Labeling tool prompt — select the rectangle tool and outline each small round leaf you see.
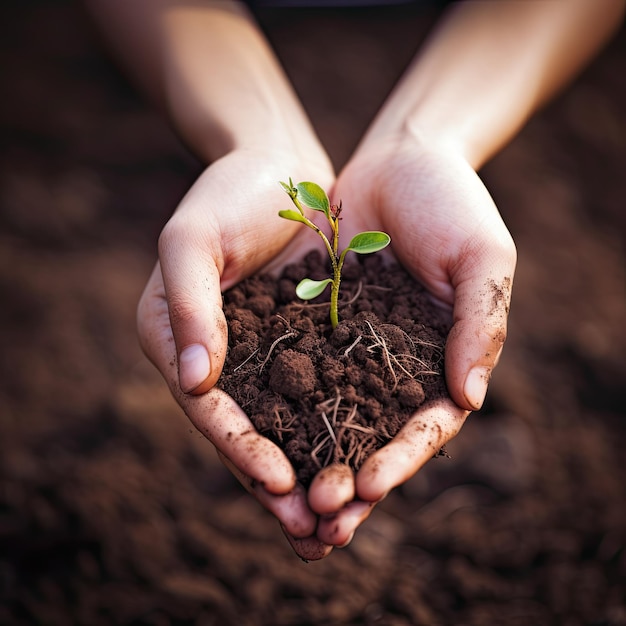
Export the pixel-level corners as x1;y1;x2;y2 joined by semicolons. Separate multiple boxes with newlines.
346;231;391;254
278;209;308;224
296;182;330;217
296;278;333;300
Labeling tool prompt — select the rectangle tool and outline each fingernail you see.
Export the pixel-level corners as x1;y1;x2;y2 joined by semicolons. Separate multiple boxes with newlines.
179;344;210;393
464;366;490;410
338;531;355;548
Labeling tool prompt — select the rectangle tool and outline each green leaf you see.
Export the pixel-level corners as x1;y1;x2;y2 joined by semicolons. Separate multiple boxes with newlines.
295;182;330;217
295;278;333;300
346;231;391;255
279;178;298;198
278;209;308;224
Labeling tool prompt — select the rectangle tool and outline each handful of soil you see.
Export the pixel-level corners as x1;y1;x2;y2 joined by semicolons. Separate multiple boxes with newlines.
219;252;451;486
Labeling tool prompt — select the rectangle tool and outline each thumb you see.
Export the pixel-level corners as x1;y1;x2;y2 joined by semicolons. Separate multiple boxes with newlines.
158;223;228;395
446;237;516;411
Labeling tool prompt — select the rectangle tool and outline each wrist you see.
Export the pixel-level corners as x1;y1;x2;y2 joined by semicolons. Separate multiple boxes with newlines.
359;0;626;172
356;85;517;173
180;116;332;172
159;2;331;169
355;115;474;177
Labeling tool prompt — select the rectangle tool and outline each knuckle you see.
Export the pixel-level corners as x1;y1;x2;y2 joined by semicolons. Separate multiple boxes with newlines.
167;292;200;326
479;322;507;362
157;216;185;257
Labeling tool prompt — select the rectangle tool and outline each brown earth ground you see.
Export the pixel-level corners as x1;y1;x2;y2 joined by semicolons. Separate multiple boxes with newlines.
1;3;625;625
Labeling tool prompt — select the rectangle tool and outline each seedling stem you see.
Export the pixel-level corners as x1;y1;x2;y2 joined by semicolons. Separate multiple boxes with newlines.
278;178;390;328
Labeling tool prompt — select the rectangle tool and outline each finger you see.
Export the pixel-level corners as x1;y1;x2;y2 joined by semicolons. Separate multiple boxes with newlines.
258;485;318;539
222;450;329;560
356;400;469;503
218;452;316;538
187;387;298;494
447;227;517;411
316;500;375;547
282;531;334;562
138;274;296;494
158;214;228;395
307;463;356;515
136;262;179;386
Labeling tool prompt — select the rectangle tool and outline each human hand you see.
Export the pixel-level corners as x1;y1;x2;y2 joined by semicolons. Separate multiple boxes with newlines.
304;136;516;546
137;148;336;560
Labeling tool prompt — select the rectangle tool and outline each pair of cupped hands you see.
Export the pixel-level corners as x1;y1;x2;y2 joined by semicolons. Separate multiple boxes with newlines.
137;136;516;560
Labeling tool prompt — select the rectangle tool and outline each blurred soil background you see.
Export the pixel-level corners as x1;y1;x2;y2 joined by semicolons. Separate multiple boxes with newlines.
1;2;625;624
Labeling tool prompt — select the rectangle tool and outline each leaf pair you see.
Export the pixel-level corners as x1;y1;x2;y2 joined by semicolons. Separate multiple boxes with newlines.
278;179;391;327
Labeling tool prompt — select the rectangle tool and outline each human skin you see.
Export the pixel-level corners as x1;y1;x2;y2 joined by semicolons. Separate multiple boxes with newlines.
85;0;625;559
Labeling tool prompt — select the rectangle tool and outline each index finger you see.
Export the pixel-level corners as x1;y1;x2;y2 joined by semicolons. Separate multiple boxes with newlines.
139;266;296;494
180;387;297;495
355;399;469;503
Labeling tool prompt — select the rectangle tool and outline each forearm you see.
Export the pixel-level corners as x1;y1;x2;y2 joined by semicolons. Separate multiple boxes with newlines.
85;0;329;167
361;0;625;169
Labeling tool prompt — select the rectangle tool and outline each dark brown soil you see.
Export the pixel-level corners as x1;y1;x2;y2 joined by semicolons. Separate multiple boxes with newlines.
1;2;625;625
220;252;450;485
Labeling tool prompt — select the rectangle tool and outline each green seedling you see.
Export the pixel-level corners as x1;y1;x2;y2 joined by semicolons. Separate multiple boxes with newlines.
278;178;391;328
